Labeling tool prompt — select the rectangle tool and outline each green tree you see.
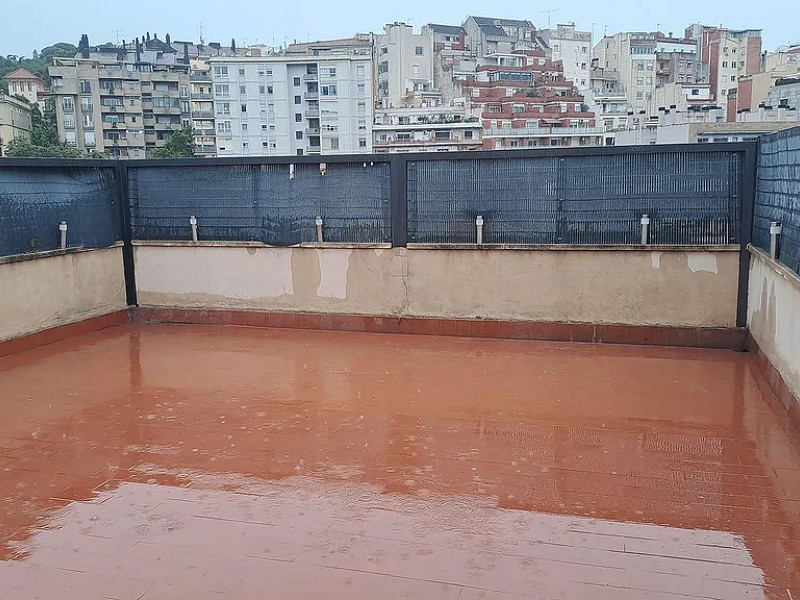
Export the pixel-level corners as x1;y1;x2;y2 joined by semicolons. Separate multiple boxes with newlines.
4;137;82;157
150;126;195;158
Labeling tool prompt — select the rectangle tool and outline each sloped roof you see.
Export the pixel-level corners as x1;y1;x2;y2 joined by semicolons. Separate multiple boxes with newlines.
427;24;464;36
3;68;44;81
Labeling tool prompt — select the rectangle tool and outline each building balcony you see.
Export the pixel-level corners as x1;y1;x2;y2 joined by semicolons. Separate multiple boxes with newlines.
101;121;124;130
484;127;604;136
196;144;217;153
191;93;213;100
304;91;319;100
303;73;318;81
305;127;321;135
100;104;124;113
154;122;177;131
152;106;183;115
193;128;216;136
190;72;212;82
305;108;320;118
191;110;214;119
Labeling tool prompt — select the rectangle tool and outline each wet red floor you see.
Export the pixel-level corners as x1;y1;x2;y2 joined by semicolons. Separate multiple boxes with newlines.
0;323;799;599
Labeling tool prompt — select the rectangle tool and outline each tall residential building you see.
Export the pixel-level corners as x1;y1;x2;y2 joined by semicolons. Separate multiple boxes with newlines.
463;16;545;58
0;93;33;155
2;68;47;111
49;36;190;158
685;25;761;101
207;53;373;156
539;24;592;90
189;64;216;156
594;32;696;115
463;51;600;149
374;23;434;108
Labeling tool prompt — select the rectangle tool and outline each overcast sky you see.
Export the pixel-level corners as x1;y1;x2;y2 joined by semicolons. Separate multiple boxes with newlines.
3;0;795;57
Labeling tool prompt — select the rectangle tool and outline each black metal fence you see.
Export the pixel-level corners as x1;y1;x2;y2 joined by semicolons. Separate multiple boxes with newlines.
0;143;755;261
0;164;120;257
755;127;800;275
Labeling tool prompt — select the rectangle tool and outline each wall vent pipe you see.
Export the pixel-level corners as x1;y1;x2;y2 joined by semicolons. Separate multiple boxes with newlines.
315;216;323;243
640;214;650;245
59;221;68;250
770;221;782;259
190;216;198;242
476;215;484;245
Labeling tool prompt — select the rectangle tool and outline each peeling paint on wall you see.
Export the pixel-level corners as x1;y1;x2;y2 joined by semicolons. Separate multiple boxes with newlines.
686;253;718;274
651;252;663;269
317;249;351;299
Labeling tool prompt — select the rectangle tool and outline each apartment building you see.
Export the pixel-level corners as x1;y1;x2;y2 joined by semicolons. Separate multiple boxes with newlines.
763;44;800;73
208;52;373;156
49;36;190;158
0;93;33;155
463;51;600;148
654;82;714;112
539;24;592;90
374;23;434;108
463;16;545;58
594;32;696;115
685;25;761;101
189;64;216;156
372;104;481;152
2;68;47;111
423;24;467;51
764;76;800;111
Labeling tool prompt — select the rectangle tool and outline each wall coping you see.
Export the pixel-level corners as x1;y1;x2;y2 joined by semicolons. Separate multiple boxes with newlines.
0;242;123;266
748;244;800;292
131;240;739;252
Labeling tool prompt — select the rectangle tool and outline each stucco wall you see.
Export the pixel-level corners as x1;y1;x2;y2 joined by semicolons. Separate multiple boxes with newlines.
0;247;127;342
748;248;800;399
134;244;739;328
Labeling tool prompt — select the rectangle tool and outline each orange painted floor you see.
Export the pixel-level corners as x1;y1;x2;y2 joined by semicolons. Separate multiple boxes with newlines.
0;324;799;599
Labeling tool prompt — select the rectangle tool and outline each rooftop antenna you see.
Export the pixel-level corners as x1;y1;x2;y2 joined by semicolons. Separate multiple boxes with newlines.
198;22;204;45
114;29;123;45
537;8;559;29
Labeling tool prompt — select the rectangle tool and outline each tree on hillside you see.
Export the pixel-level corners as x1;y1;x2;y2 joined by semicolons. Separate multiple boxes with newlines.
4;104;84;157
150;127;195;158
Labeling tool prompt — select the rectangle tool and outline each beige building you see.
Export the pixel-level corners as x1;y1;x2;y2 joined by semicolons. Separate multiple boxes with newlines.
2;68;47;110
374;23;434;108
654;82;713;112
189;63;216;156
539;24;592;90
49;36;190;158
0;93;33;155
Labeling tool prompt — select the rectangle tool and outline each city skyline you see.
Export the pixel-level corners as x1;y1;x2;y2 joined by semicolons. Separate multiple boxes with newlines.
3;0;797;57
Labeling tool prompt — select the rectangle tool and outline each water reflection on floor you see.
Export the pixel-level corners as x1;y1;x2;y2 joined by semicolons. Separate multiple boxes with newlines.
0;324;798;599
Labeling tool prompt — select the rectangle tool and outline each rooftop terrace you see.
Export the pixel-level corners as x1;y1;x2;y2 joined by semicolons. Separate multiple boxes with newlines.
0;128;799;598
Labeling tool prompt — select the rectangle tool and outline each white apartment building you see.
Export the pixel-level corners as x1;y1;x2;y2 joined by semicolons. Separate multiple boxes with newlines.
594;32;696;115
539;24;592;90
374;23;435;108
208;54;373;156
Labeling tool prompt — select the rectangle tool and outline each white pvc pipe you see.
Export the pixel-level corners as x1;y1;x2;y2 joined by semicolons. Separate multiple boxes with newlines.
640;214;650;245
190;215;198;242
770;221;782;259
59;221;68;250
315;216;323;243
476;215;484;245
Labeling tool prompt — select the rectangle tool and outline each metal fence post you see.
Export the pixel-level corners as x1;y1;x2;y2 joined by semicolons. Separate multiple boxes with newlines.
115;161;138;306
736;142;758;330
769;221;782;259
390;155;408;247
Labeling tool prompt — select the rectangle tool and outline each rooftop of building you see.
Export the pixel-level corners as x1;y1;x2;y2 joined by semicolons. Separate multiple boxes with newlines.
425;23;465;36
2;68;44;82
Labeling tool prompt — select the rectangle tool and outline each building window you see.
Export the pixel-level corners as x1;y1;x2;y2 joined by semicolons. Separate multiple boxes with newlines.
216;102;230;115
294;77;301;86
241;104;247;112
295;113;302;122
240;85;246;95
357;102;366;114
180;85;188;97
81;97;92;111
357;82;365;93
415;46;424;55
83;114;94;128
723;61;728;68
636;92;644;99
296;131;303;140
412;65;420;75
80;80;91;94
265;69;272;76
259;85;265;94
464;130;473;139
84;131;95;146
63;114;75;129
356;65;365;77
267;86;273;94
239;68;245;75
215;84;230;97
217;121;231;132
296;149;304;156
213;66;228;77
261;123;268;130
359;139;367;148
62;97;74;111
636;78;644;85
731;75;736;81
646;63;653;71
242;123;248;131
262;141;269;147
321;84;337;96
294;95;301;104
